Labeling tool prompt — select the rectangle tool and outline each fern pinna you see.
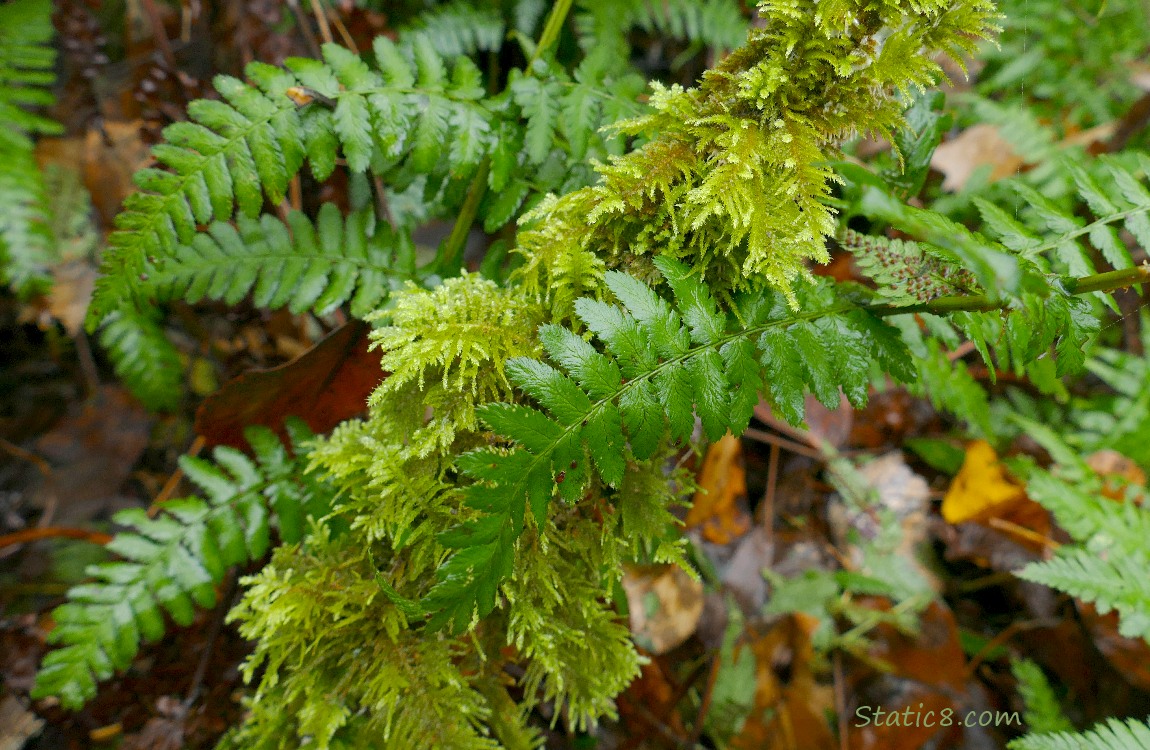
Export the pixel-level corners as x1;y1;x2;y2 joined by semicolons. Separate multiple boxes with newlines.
0;0;61;297
32;420;333;710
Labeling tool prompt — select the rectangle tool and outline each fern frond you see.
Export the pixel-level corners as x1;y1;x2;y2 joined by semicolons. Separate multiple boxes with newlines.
1012;659;1073;735
0;139;54;295
574;0;750;62
32;421;334;710
148;204;410;319
0;0;59;138
841;228;980;304
397;1;506;57
0;0;60;296
1009;717;1150;750
422;258;914;632
1016;469;1150;642
98;309;185;412
977;154;1150;283
88;38;493;326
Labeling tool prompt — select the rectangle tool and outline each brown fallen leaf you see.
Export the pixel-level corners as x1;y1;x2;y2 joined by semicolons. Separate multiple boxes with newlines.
30;385;151;524
1078;603;1150;691
931;124;1024;192
732;613;837;750
622;564;705;655
1087;449;1147;503
36;119;152;226
0;694;45;750
195;320;384;450
686;433;751;544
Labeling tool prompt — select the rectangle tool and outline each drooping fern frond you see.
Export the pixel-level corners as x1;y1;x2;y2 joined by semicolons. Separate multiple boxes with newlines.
31;421;334;710
98;309;185;412
422;257;916;632
1008;717;1150;750
87;37;494;326
1012;659;1074;735
0;0;61;296
1015;468;1150;642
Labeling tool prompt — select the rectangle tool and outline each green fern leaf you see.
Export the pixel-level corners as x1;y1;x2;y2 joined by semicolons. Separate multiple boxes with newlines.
32;421;333;710
423;261;915;632
0;0;61;296
1009;718;1150;750
1012;659;1073;735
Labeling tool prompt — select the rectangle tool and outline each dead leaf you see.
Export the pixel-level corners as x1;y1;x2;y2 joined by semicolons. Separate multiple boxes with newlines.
36;119;152;226
1086;450;1146;503
0;694;45;750
941;441;1029;524
30;385;151;524
622;564;704;655
1078;603;1150;691
931;124;1024;191
732;613;837;750
46;260;97;336
195;320;384;450
687;433;751;544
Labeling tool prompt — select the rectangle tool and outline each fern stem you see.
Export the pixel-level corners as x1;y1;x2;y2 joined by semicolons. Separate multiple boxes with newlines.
436;0;576;274
866;264;1150;317
531;0;575;65
436;159;490;274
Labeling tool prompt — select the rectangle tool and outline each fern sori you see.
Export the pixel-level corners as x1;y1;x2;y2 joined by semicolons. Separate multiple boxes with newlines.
32;421;334;710
424;257;916;632
0;0;61;296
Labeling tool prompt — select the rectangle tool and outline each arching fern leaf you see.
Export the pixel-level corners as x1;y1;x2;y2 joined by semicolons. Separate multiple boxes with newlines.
31;421;334;710
423;257;915;632
88;37;493;326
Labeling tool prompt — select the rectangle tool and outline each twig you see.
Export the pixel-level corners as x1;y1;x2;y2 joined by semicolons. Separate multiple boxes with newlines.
686;654;722;745
139;0;177;67
307;0;334;45
328;5;358;53
284;0;322;58
761;442;780;548
0;526;113;551
74;331;102;398
0;437;52;479
147;436;206;517
1103;90;1150;153
183;573;237;708
833;651;849;750
742;427;824;461
963;619;1059;679
986;517;1060;551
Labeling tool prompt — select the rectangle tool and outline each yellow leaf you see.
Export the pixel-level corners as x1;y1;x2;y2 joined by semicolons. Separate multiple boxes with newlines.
941;440;1027;524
